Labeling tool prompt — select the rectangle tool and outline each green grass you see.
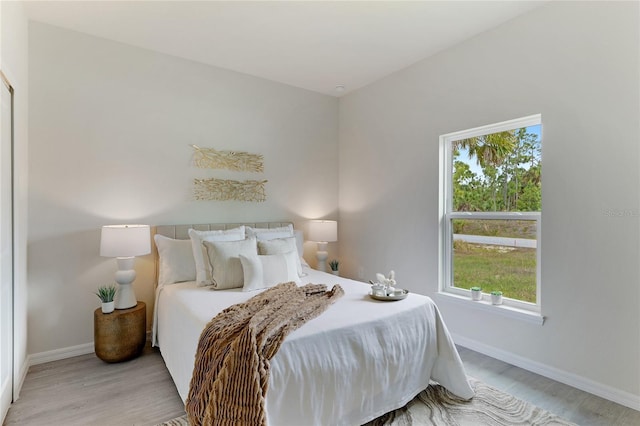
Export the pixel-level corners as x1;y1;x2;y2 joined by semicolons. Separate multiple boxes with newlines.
453;241;536;303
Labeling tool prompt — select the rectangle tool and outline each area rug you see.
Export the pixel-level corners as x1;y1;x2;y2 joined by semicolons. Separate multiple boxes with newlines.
156;378;576;426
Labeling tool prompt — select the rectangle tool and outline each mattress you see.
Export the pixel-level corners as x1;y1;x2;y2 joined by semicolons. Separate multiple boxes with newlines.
154;267;474;425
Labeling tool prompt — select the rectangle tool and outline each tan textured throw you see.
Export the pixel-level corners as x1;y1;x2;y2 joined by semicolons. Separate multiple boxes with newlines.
186;282;344;426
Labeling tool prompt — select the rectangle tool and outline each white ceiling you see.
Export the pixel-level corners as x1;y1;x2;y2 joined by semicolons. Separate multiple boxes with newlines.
24;1;546;96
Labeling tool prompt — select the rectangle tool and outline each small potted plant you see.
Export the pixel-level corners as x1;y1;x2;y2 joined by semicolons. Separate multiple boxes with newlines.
491;291;503;305
470;286;482;301
96;285;117;314
329;259;340;276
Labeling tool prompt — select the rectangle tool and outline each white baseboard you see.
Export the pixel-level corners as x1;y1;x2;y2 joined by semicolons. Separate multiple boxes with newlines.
15;343;95;402
452;333;640;411
28;332;151;367
28;342;94;366
1;379;11;425
12;356;30;400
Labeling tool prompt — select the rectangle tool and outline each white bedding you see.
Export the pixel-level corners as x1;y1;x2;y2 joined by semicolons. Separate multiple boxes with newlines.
154;267;474;426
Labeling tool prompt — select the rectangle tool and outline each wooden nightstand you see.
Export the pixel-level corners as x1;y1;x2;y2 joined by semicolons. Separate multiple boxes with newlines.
94;301;146;363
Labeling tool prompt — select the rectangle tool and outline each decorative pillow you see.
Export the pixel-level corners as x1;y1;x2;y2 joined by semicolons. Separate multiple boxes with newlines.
239;251;300;292
294;230;304;256
246;224;294;240
257;237;303;276
188;226;245;287
154;234;196;285
294;230;310;268
203;237;257;290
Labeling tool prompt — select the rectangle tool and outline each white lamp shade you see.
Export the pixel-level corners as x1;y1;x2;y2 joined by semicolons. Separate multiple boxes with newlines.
100;224;151;258
308;220;338;243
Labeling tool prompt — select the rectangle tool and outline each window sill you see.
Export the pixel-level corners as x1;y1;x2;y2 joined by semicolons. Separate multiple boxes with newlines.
434;292;545;325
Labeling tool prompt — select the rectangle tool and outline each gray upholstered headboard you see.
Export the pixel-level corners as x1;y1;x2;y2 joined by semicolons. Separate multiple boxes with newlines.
153;221;293;240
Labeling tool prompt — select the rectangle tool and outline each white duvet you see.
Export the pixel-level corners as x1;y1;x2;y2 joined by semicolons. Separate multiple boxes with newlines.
153;267;474;426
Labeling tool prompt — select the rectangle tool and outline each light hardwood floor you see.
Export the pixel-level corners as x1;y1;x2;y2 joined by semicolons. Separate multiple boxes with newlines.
4;344;185;426
4;344;640;425
457;347;640;426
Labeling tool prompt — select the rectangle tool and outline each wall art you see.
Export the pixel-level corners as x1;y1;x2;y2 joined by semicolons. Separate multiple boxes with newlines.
193;178;267;202
191;145;264;173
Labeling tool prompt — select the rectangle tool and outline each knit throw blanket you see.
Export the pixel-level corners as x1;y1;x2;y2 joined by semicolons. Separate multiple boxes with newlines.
186;281;345;426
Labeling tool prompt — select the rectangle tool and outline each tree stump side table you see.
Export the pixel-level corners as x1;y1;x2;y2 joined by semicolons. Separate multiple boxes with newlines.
94;301;146;363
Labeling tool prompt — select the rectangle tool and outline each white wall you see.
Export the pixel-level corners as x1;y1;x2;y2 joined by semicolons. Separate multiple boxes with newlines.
28;23;338;355
339;1;639;406
1;0;29;399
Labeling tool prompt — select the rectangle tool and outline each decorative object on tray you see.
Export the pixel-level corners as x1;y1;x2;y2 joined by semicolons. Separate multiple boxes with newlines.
376;270;396;293
370;270;407;301
370;281;386;297
193;178;267;202
191;145;264;172
370;288;409;301
95;285;117;314
329;259;339;276
491;290;503;305
470;286;482;301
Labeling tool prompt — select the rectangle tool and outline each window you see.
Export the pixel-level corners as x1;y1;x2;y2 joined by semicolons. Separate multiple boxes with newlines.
439;115;542;312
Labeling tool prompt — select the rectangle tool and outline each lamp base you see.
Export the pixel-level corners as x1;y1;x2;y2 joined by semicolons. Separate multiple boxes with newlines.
114;257;138;310
316;242;329;272
114;283;137;310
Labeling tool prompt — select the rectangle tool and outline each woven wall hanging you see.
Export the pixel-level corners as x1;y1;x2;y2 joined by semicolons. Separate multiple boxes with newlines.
193;178;267;202
191;145;264;173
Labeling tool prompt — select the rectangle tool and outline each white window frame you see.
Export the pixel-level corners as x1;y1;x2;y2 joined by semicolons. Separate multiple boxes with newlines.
438;114;542;314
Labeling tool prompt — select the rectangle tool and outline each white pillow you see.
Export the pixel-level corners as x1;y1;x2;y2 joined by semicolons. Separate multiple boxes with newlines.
239;251;300;292
246;224;294;240
188;226;245;287
257;237;302;276
294;230;304;257
203;237;257;290
294;230;310;268
154;234;196;285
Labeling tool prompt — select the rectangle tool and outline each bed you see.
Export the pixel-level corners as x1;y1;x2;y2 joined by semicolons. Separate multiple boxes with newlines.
152;222;474;425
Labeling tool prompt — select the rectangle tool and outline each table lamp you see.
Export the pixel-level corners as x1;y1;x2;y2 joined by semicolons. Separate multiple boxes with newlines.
100;224;151;309
308;220;337;272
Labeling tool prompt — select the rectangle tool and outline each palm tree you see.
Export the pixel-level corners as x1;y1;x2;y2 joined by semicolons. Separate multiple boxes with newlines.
453;130;518;211
454;131;516;168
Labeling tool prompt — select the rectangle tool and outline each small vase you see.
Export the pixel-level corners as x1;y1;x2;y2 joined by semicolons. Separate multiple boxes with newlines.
491;293;503;305
471;289;482;301
101;301;115;314
331;270;339;276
